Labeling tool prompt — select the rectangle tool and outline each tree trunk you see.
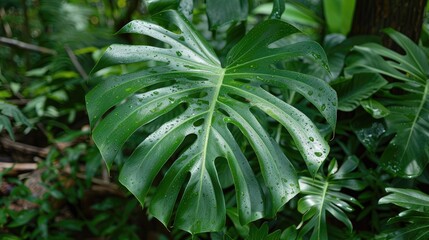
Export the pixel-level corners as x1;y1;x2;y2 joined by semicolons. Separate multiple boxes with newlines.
350;0;427;49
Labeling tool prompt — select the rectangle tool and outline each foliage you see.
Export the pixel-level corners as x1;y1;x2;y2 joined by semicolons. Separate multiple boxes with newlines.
346;29;429;177
1;0;429;239
379;188;429;239
0;101;32;141
323;0;355;35
331;73;387;112
296;157;365;239
87;9;336;234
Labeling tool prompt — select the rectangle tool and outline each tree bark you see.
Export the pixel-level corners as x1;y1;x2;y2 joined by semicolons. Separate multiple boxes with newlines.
350;0;427;49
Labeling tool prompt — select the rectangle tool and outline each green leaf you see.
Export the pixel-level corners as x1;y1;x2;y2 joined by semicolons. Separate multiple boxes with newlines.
251;2;323;38
281;226;298;240
145;0;193;17
323;0;356;35
352;120;386;153
297;157;364;239
312;35;376;82
145;0;179;13
0;234;22;240
360;98;390;119
54;219;84;231
382;95;429;177
0;115;14;140
379;188;429;212
226;208;250;238
269;0;285;20
348;29;429;177
86;10;336;234
331;73;387;112
386;211;429;240
0;101;32;140
379;188;429;239
248;223;282;240
206;0;248;30
8;209;38;228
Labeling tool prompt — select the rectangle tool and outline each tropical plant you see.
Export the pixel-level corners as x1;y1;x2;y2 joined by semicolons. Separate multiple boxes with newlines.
86;9;337;234
0;101;32;141
3;0;429;239
346;28;429;177
379;188;429;239
323;0;355;35
296;157;365;239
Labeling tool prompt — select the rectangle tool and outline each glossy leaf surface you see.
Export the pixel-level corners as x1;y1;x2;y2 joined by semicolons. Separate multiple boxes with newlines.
297;157;364;240
348;29;429;177
379;188;429;212
206;0;248;29
379;188;429;239
86;10;336;233
323;0;355;35
331;73;387;112
360;98;390;119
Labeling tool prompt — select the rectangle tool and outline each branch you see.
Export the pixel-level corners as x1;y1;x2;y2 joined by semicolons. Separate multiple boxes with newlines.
1;137;50;157
64;45;88;80
0;162;37;171
0;37;57;55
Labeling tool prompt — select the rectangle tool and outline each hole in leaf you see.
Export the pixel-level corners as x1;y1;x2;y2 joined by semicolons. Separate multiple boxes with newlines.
152;169;191;228
144;80;176;93
183;64;197;69
228;93;249;103
234;78;251;84
268;56;309;72
151;14;183;35
388;86;408;95
133;102;189;142
187;76;208;81
260;84;270;92
188;91;208;99
258;84;284;99
267;33;309;49
217;108;230;117
193;118;204;126
158;133;198;180
172;133;198;163
139;35;173;49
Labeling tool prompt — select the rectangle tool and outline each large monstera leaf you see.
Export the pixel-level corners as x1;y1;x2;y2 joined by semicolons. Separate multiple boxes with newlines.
86;10;336;234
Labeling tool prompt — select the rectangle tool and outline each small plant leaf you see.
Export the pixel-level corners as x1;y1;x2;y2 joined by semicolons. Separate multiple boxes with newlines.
331;73;387;112
0;101;33;140
206;0;248;29
297;156;364;239
379;188;429;212
360;98;390;119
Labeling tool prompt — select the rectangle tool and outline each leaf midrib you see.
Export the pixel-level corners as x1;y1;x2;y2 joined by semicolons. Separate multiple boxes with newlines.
398;79;429;163
317;181;329;240
195;68;225;212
